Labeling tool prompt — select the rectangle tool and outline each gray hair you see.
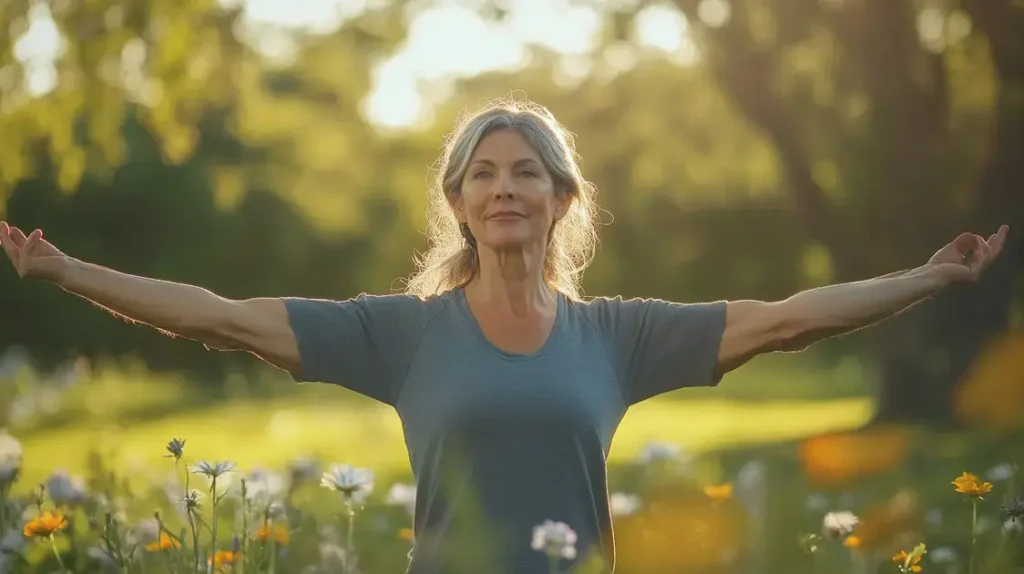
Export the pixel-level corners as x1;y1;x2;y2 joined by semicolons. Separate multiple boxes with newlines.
402;97;601;300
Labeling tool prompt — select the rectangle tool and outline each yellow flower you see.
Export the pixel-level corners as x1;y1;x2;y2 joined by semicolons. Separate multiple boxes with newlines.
23;511;68;538
892;549;923;572
951;472;993;498
145;532;182;552
255;523;289;544
208;550;239;571
843;535;862;549
702;483;733;502
398;527;414;542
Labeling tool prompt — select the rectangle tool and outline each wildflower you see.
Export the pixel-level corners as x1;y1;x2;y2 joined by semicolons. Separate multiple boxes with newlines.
952;472;993;498
23;511;68;538
255;523;289;544
320;464;374;502
531;520;577;560
702;483;733;503
822;511;859;538
893;543;926;573
191;461;236;479
208;550;238;569
164;438;186;459
1001;496;1024;522
44;470;88;506
145;532;181;552
0;432;22;485
137;519;160;541
805;494;828;512
843;535;862;549
398;528;414;542
245;468;285;502
986;463;1014;482
637;441;682;465
386;483;417;516
609;492;641;517
288;456;320;484
181;490;204;514
929;546;957;564
1004;518;1022;534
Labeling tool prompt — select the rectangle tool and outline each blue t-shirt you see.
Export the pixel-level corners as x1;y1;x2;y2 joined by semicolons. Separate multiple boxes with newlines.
283;287;727;573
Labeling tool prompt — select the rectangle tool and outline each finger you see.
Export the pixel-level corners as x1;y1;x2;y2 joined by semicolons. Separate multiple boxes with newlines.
951;232;982;254
17;229;41;273
8;226;28;247
990;225;1009;257
0;224;17;263
971;236;989;273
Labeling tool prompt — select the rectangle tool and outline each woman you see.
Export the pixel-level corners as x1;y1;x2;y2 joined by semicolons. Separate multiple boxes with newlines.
0;99;1009;573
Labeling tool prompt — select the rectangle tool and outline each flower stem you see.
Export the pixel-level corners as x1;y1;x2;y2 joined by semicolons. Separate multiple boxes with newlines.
189;509;201;574
49;535;68;573
548;553;559;574
269;540;277;574
210;475;219;574
346;502;355;574
970;498;978;574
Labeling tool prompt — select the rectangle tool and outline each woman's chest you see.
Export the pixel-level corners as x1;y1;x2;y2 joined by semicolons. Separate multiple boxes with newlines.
395;334;626;447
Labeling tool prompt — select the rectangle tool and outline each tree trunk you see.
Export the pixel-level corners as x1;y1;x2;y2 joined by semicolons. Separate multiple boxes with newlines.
872;69;1024;426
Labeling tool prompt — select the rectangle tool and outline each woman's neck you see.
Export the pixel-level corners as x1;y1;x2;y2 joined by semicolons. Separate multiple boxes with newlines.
468;247;554;317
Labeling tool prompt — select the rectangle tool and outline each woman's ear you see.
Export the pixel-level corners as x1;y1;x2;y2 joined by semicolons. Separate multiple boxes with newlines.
553;189;573;222
448;191;466;223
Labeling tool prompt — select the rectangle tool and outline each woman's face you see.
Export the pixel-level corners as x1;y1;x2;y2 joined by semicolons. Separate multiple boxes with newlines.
453;128;568;251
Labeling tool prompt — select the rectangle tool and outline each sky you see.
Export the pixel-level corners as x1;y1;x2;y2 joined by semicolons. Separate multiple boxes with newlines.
11;0;698;128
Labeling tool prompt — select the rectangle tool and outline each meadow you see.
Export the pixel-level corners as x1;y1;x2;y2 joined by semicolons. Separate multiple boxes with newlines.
0;350;1020;573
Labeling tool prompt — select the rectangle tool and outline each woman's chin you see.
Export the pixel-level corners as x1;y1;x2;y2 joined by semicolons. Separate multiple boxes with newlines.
479;232;535;250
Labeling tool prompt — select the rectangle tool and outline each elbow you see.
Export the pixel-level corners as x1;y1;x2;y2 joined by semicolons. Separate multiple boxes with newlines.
178;298;248;350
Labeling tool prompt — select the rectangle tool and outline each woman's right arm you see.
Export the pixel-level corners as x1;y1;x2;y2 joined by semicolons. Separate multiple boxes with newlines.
0;223;301;376
57;259;301;375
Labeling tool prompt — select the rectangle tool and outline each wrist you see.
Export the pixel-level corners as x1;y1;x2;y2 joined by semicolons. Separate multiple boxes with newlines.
52;256;79;288
916;263;950;295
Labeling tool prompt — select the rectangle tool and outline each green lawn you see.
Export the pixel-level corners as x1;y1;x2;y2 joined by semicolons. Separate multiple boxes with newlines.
17;391;872;489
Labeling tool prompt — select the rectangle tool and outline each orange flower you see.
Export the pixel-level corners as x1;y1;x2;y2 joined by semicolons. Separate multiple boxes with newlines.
255;523;289;544
952;472;993;498
398;527;414;542
892;550;923;572
145;532;182;552
702;483;733;502
954;333;1024;431
799;426;913;486
843;535;862;549
208;550;238;570
23;511;68;538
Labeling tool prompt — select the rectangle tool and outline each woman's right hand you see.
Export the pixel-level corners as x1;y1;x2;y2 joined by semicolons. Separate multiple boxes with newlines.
0;222;71;283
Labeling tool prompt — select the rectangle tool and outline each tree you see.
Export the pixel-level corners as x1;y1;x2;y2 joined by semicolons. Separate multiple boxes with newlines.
656;0;1023;425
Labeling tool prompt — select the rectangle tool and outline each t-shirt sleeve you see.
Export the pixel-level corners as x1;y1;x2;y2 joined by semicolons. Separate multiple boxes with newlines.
280;293;432;405
588;297;728;405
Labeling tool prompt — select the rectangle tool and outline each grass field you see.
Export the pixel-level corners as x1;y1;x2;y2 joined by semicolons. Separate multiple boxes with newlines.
4;355;1023;574
4;352;876;489
16;393;873;489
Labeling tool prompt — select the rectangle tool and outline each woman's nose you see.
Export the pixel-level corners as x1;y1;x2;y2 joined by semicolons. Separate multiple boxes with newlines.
493;174;514;199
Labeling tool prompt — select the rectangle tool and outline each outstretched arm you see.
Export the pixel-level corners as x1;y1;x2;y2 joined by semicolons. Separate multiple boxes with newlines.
714;226;1010;377
1;223;302;376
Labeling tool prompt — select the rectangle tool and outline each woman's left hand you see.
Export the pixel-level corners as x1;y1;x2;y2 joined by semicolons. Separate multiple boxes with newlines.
927;224;1010;286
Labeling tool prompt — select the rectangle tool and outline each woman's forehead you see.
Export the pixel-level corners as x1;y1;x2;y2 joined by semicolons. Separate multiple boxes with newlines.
470;129;541;163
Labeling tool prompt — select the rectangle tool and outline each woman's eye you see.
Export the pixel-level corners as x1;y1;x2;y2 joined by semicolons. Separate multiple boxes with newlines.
519;170;537;178
473;171;492;179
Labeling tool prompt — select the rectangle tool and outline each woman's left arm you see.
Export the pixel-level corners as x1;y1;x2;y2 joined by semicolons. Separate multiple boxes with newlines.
714;225;1011;377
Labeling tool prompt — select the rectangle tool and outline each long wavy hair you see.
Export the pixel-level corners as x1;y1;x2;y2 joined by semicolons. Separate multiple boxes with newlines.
403;97;601;301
